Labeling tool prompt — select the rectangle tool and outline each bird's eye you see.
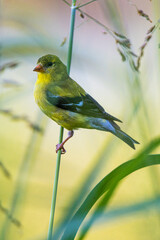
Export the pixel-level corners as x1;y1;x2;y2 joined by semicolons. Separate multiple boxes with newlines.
47;62;53;67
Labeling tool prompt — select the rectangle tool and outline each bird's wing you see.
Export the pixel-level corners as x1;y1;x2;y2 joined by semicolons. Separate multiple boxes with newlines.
46;82;121;122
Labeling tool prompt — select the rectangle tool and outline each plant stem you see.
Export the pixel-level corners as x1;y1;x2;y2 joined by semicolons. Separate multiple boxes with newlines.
47;127;64;240
47;1;77;240
67;0;77;74
77;0;96;9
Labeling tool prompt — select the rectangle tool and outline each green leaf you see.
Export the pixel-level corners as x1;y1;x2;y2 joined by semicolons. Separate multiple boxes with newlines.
79;196;160;240
78;154;160;240
92;196;160;224
61;138;160;240
77;196;160;240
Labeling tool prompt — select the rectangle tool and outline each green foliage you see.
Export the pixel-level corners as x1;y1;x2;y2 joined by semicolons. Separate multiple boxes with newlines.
61;140;160;239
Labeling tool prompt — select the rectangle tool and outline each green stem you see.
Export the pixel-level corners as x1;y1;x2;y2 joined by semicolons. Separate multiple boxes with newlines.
77;0;96;9
47;127;64;240
47;1;77;240
67;1;77;74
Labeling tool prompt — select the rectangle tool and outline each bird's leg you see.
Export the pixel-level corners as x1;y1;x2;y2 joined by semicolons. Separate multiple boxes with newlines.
56;130;74;154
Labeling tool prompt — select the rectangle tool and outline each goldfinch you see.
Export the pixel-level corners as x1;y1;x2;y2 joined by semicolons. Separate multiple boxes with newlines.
33;54;139;153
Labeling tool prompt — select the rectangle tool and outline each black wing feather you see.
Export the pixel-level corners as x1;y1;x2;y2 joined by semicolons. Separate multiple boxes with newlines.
46;90;121;122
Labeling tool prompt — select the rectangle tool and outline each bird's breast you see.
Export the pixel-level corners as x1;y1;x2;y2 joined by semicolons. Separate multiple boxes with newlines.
34;82;65;124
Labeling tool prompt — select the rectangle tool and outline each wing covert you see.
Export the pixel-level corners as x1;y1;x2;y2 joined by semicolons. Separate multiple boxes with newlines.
46;90;121;122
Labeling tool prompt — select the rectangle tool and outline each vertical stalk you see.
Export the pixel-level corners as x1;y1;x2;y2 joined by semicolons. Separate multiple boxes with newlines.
67;0;76;74
47;1;77;240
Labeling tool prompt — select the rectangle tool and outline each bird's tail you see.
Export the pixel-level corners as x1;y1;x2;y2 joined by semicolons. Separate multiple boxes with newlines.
89;118;139;149
112;128;139;149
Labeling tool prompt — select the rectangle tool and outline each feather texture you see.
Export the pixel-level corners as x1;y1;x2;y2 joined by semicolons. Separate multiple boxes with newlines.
46;90;121;122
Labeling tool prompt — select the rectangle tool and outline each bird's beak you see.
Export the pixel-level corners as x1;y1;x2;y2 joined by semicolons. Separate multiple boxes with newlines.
33;64;45;73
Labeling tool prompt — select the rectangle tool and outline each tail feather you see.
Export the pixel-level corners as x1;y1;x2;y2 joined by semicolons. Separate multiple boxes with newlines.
113;129;139;149
90;118;139;149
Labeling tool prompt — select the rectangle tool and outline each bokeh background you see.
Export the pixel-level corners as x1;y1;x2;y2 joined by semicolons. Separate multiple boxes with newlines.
0;0;160;239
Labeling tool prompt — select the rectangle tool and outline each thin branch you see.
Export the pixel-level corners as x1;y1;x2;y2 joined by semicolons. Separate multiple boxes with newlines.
62;0;70;6
0;109;42;132
64;2;136;73
62;0;114;37
78;8;115;37
0;202;21;228
77;0;97;9
137;20;160;70
0;62;19;72
77;8;138;71
0;161;11;179
63;0;159;72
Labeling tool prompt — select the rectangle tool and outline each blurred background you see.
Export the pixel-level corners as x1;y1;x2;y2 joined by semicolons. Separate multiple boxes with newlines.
0;0;160;239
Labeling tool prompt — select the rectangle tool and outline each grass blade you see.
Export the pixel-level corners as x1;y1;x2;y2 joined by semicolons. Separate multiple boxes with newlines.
61;138;160;240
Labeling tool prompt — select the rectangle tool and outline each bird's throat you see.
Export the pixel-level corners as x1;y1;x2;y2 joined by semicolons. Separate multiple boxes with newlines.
36;72;52;85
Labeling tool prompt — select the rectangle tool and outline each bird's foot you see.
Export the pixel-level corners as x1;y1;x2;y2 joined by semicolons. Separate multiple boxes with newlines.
56;143;66;154
55;130;74;154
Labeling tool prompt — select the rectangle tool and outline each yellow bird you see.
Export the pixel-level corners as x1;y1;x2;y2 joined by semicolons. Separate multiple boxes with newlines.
33;54;139;153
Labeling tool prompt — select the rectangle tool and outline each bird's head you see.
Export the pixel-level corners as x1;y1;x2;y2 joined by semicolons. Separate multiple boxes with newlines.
33;54;67;75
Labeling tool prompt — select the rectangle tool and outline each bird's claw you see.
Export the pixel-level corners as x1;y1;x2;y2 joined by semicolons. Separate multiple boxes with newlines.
56;144;66;154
